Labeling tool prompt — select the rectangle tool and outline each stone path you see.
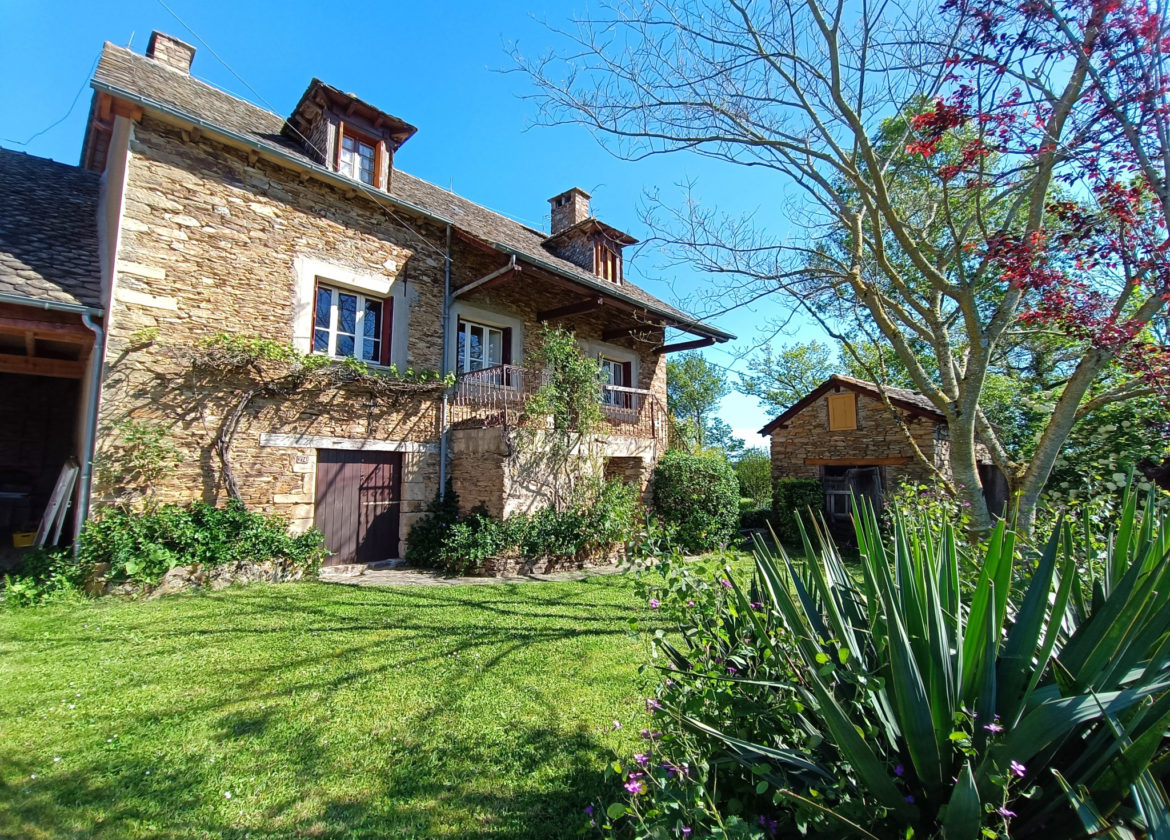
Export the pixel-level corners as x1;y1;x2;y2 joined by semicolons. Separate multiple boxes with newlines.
319;563;628;588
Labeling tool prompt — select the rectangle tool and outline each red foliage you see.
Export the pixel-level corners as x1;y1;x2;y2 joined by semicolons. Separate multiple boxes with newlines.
917;0;1170;397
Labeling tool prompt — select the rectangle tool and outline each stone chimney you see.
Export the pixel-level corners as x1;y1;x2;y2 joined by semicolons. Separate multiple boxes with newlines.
146;32;196;74
548;188;591;236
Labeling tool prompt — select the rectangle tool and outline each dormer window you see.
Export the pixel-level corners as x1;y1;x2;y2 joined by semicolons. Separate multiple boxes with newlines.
595;242;622;283
337;125;379;186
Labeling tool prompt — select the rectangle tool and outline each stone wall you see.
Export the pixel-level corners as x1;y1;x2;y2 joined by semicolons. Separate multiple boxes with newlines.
769;389;944;490
97;115;673;555
96;116;447;548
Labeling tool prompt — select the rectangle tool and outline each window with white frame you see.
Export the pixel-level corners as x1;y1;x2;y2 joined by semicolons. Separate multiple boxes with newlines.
338;132;376;185
456;319;506;373
313;283;386;364
600;356;632;407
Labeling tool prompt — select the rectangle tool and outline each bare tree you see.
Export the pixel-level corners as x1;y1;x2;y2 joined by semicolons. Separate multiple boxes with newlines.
515;0;1170;534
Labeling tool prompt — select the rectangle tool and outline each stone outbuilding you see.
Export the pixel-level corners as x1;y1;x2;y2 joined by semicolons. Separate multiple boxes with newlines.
759;374;1007;522
1;31;734;567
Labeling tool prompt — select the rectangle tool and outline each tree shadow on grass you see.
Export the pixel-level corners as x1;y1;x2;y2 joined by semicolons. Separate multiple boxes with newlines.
0;718;613;839
1;581;647;839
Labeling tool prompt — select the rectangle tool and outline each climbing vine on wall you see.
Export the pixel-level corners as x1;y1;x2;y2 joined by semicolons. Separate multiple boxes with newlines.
514;324;608;510
188;333;452;503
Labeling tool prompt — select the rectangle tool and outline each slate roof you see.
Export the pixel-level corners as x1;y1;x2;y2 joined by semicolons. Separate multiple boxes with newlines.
0;147;103;311
91;43;732;340
758;374;946;436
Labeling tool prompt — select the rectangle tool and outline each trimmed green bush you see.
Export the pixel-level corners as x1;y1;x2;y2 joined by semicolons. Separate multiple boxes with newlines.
2;501;326;606
404;480;461;568
651;451;739;552
772;477;824;541
408;479;641;575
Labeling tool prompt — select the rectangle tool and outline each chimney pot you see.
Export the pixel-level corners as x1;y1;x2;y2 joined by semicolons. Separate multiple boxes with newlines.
146;32;196;74
548;187;591;236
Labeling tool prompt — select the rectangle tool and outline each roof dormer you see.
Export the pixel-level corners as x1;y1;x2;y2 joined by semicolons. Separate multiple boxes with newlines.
543;188;637;283
284;79;417;191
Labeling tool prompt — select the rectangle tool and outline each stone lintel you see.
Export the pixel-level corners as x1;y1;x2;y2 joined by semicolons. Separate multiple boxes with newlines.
258;433;439;454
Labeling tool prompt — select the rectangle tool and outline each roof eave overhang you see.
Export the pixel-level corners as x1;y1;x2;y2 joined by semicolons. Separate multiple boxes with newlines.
90;81;733;343
462;235;734;342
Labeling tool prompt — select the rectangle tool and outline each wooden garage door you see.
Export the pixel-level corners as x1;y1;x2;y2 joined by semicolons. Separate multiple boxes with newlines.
314;449;402;566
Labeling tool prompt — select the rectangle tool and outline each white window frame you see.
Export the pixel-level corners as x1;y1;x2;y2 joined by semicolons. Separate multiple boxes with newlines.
446;302;523;376
313;283;384;364
339;134;376;185
600;356;627;406
456;319;505;373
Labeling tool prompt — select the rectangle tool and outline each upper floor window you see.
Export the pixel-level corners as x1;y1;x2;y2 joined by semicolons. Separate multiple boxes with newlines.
313;282;391;365
600;357;633;408
594;242;622;283
457;319;511;373
336;125;378;186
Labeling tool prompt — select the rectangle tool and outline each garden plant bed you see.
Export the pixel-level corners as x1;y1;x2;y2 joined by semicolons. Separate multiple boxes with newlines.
0;575;663;839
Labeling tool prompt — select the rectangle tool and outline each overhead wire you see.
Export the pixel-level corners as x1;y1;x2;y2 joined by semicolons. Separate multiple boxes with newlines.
2;52;101;148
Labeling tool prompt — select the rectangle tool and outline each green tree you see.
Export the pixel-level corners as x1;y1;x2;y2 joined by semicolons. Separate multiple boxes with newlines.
739;340;836;414
666;352;730;450
734;447;772;505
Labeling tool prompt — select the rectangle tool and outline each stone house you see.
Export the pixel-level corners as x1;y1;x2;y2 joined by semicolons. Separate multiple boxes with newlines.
759;374;1007;522
0;31;731;566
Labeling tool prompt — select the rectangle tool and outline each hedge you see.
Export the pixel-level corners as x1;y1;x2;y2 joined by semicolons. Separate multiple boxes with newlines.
772;478;825;542
652;451;739;552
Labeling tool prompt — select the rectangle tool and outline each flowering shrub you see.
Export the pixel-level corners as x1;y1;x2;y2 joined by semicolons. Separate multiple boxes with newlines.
599;484;1170;838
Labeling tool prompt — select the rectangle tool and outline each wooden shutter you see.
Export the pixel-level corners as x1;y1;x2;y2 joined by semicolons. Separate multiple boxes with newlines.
827;393;857;431
501;327;513;365
621;361;633;408
379;297;393;367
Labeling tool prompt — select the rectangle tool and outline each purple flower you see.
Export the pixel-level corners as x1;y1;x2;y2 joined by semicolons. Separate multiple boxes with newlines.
645;697;662;712
584;805;593;816
1010;760;1026;778
996;806;1016;819
634;753;649;767
686;600;696;607
727;665;739;675
640;729;661;740
624;778;645;795
649;598;660;609
906;795;916;804
750;601;764;610
612;720;622;731
681;829;692;838
720;578;733;589
894;763;905;777
984;722;1004;733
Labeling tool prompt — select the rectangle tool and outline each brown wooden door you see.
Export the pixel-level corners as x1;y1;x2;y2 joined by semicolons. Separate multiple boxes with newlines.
314;449;402;566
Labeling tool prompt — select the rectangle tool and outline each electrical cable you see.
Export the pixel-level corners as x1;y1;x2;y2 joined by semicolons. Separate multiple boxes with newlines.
2;52;101;147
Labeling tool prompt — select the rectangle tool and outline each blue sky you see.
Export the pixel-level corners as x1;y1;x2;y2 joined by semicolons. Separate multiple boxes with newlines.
1;0;824;448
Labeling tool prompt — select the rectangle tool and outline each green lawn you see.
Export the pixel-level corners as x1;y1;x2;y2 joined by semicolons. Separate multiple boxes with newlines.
0;575;665;839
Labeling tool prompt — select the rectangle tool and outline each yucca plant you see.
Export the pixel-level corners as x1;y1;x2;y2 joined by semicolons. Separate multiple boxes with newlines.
660;487;1170;838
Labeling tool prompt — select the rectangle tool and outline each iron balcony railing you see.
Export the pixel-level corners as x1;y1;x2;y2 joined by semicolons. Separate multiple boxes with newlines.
448;364;666;442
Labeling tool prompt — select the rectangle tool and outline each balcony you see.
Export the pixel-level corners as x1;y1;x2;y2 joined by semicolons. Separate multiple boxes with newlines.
448;364;666;443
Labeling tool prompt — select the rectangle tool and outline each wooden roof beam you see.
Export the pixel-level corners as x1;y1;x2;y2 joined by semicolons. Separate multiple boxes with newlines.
537;296;605;321
0;355;85;379
653;336;714;355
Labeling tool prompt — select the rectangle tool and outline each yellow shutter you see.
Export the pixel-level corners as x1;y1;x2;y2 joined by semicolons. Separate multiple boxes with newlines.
827;393;857;431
